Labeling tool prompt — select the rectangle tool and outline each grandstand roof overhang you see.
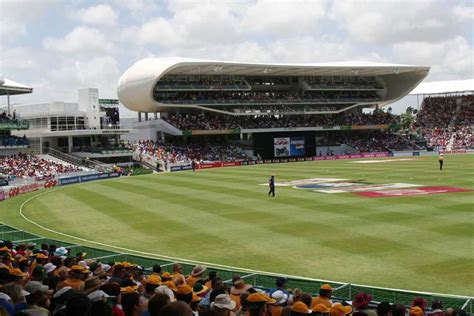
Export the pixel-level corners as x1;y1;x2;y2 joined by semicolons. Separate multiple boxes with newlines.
0;77;33;96
118;57;430;113
409;79;474;95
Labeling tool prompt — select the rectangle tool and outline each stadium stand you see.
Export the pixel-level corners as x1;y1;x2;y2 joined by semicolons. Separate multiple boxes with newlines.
128;140;248;163
0;153;82;180
415;95;473;150
163;111;398;131
0;223;471;315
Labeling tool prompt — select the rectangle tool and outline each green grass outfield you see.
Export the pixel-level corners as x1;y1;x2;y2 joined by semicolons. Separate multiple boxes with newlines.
1;154;473;296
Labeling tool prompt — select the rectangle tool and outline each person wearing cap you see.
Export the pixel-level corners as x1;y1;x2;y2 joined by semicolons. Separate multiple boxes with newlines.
24;281;50;315
109;264;126;285
9;268;27;285
410;306;425;316
353;293;376;316
268;175;275;197
230;276;252;310
282;292;312;316
172;263;186;285
438;152;444;170
57;265;86;292
247;292;277;316
312;303;331;315
329;303;352;316
186;265;207;287
31;265;47;283
289;301;310;316
161;271;173;282
143;274;161;302
311;284;334;309
211;293;237;316
269;277;289;316
176;284;194;305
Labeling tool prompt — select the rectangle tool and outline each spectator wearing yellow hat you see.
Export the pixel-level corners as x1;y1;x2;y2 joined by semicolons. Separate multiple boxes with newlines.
312;303;331;315
282;292;312;316
329;303;352;316
144;274;162;301
57;265;85;292
290;301;310;316
311;284;334;309
176;284;194;305
247;293;277;316
410;306;425;316
161;271;173;282
9;268;27;285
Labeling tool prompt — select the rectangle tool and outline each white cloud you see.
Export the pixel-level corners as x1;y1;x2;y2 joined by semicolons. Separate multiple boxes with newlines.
452;4;474;21
392;36;474;80
43;27;114;57
77;4;119;27
329;0;467;44
241;0;328;36
0;0;58;42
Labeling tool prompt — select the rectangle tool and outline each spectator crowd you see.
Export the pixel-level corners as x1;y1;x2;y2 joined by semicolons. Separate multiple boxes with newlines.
163;111;398;131
0;153;82;180
0;241;466;316
416;95;473;150
128;140;247;164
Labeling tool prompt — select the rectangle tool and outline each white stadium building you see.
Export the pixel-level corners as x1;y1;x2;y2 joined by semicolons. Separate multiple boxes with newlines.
118;57;430;115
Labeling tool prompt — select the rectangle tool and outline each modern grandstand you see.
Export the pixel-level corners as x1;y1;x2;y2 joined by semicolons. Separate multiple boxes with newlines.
1;57;473;316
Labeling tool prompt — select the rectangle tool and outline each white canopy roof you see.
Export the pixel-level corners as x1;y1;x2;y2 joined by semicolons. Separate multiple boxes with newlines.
0;77;33;95
409;79;474;95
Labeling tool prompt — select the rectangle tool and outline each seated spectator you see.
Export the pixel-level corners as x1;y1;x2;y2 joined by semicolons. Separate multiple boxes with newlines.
353;293;376;316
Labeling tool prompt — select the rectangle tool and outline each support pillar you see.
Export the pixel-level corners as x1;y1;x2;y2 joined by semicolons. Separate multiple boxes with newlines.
154;112;158;119
144;112;149;121
138;112;142;122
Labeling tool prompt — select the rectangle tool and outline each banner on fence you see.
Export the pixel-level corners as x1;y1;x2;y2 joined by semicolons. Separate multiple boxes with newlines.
59;172;120;186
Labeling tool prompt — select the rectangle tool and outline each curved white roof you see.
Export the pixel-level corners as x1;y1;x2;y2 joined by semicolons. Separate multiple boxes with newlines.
118;57;430;113
409;79;474;95
0;77;33;95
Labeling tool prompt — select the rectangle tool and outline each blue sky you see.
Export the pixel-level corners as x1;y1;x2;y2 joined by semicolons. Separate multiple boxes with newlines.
1;0;473;116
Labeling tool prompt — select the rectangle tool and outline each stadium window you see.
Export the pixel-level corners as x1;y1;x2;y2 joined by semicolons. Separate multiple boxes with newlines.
50;117;58;131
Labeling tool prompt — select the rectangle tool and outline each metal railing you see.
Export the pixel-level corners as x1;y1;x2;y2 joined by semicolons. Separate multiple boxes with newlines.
44;147;114;173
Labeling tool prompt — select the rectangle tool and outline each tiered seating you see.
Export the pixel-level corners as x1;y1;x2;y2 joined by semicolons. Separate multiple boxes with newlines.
0;153;82;180
163;111;398;131
416;95;474;149
128;140;247;164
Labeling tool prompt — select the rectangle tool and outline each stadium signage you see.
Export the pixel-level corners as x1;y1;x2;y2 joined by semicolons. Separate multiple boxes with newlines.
58;172;120;186
182;129;240;136
170;164;193;172
0;121;29;130
98;99;119;105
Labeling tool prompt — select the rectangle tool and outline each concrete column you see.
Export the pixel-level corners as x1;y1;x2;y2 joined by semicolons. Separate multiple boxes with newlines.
144;112;149;121
68;135;73;153
154;112;158;119
138;112;142;122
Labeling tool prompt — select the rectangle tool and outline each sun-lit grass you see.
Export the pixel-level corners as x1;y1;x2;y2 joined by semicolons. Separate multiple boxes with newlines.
1;154;473;295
